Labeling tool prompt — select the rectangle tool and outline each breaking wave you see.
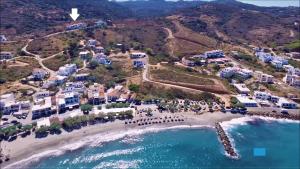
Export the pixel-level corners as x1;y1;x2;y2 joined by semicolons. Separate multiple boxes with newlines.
4;124;212;169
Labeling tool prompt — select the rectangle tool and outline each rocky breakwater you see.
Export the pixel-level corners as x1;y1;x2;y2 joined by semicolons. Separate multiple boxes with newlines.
215;122;238;159
247;111;300;121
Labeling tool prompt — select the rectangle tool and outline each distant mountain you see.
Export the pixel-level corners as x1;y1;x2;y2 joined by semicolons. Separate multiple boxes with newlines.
176;0;300;46
118;0;204;18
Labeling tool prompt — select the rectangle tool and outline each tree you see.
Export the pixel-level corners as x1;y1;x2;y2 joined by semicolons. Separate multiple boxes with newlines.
22;124;33;132
81;104;93;114
49;122;62;134
35;126;49;137
145;48;154;56
67;42;80;58
212;64;220;72
88;60;99;69
128;84;140;93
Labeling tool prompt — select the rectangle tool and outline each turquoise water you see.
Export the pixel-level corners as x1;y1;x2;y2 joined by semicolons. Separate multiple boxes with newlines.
21;119;300;169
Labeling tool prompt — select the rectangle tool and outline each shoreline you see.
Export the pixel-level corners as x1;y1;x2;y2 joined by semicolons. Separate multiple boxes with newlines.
1;112;298;168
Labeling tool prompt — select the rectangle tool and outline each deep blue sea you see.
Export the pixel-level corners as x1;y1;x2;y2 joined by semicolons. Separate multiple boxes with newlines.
11;117;300;169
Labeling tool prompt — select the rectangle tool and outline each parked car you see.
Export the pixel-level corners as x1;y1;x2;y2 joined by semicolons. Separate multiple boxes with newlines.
231;109;238;114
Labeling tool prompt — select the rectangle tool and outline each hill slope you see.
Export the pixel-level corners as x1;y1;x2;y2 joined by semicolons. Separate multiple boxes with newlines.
176;0;300;46
0;0;133;36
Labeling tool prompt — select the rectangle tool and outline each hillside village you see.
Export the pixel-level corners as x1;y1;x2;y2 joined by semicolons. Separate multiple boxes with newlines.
0;2;300;164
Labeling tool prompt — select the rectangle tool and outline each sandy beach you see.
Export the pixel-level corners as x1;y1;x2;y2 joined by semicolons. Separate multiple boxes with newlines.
1;112;243;168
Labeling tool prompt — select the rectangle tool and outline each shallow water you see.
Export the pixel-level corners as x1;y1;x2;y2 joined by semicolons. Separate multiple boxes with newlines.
12;118;300;169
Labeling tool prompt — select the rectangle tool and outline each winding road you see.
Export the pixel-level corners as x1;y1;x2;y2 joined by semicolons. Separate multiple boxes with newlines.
21;39;62;79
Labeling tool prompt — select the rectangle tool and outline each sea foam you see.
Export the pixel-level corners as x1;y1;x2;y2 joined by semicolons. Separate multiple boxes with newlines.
219;115;300;159
4;124;212;169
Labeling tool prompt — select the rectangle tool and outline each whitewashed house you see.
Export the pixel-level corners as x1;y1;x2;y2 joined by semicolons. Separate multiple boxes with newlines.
0;52;13;60
233;83;250;95
133;60;145;68
254;91;279;103
93;53;111;65
79;51;91;60
33;91;50;102
255;52;273;63
63;82;86;94
93;46;105;53
276;98;298;109
87;83;106;105
0;93;31;115
57;92;80;113
66;23;87;30
57;64;77;77
87;39;98;48
182;57;195;67
72;73;90;81
0;35;7;42
236;95;258;107
257;71;274;84
130;52;146;59
32;96;55;119
204;50;224;58
32;68;48;80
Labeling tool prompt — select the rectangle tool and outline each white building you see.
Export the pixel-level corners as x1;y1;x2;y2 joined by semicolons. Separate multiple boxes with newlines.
37;118;51;128
87;39;98;48
93;53;111;65
255;51;273;63
72;73;90;81
283;66;300;88
0;35;7;42
276;97;298;109
220;67;252;79
0;93;31;115
95;19;107;27
204;50;224;58
236;95;258;107
32;96;55;119
271;57;288;69
63;82;86;94
257;71;274;84
220;67;237;78
130;52;146;59
79;51;90;59
57;92;80;113
0;52;13;60
32;68;48;80
283;74;300;87
33;91;50;102
87;83;106;105
93;46;105;53
182;57;195;67
66;23;87;31
254;91;279;103
233;83;250;95
57;64;77;77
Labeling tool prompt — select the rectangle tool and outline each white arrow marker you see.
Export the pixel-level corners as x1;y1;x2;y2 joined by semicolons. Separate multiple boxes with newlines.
69;8;80;21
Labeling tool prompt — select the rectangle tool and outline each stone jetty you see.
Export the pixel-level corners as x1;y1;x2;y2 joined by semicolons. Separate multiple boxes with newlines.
215;122;238;158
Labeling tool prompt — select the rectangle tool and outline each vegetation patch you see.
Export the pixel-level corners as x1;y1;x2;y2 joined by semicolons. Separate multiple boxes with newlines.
150;68;214;86
137;82;220;103
0;57;40;82
0;41;27;56
106;103;130;109
42;54;70;71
